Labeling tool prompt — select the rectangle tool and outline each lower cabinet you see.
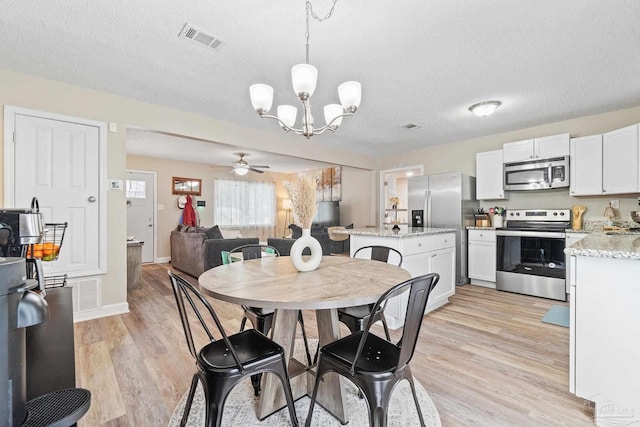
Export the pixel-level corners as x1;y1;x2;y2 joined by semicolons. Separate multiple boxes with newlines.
349;232;456;329
468;229;496;286
565;232;588;294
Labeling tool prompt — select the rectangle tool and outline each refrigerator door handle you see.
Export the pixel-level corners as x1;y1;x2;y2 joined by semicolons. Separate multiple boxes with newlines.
426;190;432;227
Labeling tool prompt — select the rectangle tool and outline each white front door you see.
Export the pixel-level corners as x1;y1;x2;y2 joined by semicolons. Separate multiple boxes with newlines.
126;170;155;263
11;111;103;276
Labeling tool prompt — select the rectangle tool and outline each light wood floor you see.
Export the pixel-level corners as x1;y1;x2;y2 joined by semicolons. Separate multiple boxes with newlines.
74;263;594;426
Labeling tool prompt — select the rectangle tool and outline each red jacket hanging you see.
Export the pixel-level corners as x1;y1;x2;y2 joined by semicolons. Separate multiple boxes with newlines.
182;195;197;226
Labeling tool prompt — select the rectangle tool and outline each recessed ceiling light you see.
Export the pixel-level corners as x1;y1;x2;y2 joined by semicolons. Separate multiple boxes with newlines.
469;101;502;117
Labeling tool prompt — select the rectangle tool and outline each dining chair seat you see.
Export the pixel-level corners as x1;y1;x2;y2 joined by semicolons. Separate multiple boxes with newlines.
198;329;282;370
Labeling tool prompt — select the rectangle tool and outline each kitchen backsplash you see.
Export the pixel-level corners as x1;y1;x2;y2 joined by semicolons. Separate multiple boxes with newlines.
479;188;640;222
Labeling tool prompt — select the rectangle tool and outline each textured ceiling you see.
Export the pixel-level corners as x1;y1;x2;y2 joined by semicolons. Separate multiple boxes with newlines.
2;0;640;163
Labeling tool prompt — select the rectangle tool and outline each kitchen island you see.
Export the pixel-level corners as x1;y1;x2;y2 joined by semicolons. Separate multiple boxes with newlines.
335;227;456;328
565;234;640;425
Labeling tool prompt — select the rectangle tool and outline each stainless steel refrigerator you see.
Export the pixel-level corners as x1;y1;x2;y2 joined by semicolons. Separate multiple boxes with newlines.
408;172;478;285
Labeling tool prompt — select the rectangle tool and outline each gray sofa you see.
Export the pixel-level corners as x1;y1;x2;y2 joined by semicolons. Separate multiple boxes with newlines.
170;229;258;277
268;224;351;256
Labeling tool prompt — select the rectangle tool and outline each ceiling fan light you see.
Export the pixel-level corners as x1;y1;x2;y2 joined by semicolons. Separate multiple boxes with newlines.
277;105;297;128
338;81;361;110
234;167;249;176
469;100;501;117
291;64;318;97
324;104;343;127
250;84;274;112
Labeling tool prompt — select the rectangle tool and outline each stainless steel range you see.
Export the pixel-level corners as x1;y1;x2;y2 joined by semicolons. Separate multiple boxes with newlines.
496;209;570;301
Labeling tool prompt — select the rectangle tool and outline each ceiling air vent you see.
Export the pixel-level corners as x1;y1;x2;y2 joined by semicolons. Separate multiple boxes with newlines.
179;23;223;50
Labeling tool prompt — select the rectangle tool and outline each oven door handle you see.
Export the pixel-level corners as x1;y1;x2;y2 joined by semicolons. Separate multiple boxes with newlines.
496;230;566;238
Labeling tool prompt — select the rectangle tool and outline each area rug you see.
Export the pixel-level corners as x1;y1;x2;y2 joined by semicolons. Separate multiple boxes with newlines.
542;305;570;327
168;340;441;427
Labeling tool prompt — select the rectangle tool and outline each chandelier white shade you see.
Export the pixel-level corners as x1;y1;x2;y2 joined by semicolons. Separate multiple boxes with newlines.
291;64;318;97
234;166;249;176
249;0;359;139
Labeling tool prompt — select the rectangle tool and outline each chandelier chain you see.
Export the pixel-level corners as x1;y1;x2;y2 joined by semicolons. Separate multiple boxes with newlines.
304;0;338;64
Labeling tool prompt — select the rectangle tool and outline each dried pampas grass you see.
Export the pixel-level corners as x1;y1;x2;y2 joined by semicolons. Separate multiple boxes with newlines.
284;172;318;229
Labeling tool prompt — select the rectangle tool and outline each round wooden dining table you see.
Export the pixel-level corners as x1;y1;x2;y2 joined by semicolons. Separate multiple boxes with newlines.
198;255;410;423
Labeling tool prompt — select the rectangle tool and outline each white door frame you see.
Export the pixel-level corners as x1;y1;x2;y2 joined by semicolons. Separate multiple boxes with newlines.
126;169;157;263
379;165;424;226
3;105;108;274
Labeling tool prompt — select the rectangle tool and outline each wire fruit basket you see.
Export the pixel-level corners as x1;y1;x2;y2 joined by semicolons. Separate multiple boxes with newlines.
26;222;68;261
43;274;68;289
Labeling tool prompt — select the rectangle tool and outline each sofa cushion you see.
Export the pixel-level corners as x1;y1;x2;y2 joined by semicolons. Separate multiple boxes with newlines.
204;225;224;240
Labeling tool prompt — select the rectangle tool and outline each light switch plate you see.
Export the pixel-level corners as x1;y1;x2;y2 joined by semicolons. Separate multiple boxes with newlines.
109;179;123;190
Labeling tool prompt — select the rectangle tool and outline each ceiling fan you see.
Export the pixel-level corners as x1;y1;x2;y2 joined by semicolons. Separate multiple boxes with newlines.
231;152;270;175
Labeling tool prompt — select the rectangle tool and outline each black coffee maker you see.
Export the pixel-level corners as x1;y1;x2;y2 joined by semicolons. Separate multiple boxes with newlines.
0;257;49;426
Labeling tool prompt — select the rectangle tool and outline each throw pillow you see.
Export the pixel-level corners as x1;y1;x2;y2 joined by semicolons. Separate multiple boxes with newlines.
345;223;354;229
290;224;302;239
204;225;224;240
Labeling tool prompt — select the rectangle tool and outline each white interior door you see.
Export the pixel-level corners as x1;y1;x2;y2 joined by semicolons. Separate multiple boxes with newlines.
12;112;102;276
126;170;155;263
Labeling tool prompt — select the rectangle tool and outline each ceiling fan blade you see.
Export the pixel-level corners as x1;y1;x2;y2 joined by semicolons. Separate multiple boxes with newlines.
249;167;265;174
250;165;270;169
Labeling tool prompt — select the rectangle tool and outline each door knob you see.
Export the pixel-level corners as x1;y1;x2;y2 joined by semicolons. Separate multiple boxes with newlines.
88;196;96;202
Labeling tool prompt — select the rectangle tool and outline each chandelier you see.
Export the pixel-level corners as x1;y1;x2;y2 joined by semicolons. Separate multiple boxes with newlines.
249;0;361;139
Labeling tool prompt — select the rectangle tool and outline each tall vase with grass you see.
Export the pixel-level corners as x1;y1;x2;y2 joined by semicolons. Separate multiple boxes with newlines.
285;172;322;272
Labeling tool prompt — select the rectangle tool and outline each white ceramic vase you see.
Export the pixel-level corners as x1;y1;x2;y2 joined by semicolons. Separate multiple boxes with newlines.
290;228;322;272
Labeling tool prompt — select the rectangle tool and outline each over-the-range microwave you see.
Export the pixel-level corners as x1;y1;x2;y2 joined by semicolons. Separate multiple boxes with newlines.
503;156;569;191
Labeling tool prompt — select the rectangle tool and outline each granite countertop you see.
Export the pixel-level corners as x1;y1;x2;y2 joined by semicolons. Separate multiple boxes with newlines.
334;227;456;238
467;226;496;230
565;234;640;260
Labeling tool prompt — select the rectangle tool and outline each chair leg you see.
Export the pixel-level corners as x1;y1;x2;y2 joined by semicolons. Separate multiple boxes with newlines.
360;379;393;427
239;316;247;332
304;359;327;427
181;373;199;427
297;313;313;366
272;362;300;427
405;371;426;427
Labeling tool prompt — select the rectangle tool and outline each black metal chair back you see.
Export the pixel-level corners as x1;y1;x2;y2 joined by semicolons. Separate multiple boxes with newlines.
354;245;403;266
230;244;280;261
169;271;243;369
360;273;438;373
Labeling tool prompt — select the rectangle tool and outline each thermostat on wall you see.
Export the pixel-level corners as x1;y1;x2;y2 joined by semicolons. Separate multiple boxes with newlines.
197;200;206;207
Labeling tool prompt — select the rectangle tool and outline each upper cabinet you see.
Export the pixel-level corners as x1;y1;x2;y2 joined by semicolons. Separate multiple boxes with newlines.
603;124;639;195
503;133;570;163
476;149;507;200
570;134;603;196
570;124;639;196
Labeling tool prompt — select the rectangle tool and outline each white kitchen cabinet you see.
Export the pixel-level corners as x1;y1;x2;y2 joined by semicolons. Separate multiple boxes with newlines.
603;124;639;195
565;232;587;294
570;135;603;196
503;133;570;163
476;150;507;200
571;255;640;424
468;229;496;285
349;231;456;329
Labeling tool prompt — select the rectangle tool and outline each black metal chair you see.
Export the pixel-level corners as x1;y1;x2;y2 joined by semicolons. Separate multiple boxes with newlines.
168;271;299;427
227;244;313;396
337;245;403;342
305;273;439;427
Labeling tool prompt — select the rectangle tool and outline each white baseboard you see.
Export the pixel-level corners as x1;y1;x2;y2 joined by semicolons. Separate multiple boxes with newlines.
469;279;497;289
73;302;129;323
155;256;171;264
